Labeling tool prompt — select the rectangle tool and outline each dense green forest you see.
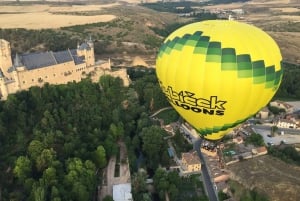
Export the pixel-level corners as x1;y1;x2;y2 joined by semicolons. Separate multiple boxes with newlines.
0;71;172;201
0;61;298;201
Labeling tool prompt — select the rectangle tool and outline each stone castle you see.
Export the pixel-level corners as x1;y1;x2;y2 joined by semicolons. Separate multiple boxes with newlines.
0;39;130;100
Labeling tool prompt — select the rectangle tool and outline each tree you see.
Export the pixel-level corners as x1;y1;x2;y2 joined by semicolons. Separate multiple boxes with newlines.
28;140;44;161
167;171;180;186
268;106;281;115
141;193;152;201
93;145;107;169
168;184;179;201
271;126;278;136
50;186;61;201
153;168;182;200
153;168;169;199
141;126;166;169
34;185;46;201
109;122;124;140
72;182;89;201
64;158;96;200
245;133;264;147
104;135;119;157
103;195;114;201
42;167;57;186
136;112;152;132
36;148;57;172
218;191;230;201
132;170;148;197
13;156;32;182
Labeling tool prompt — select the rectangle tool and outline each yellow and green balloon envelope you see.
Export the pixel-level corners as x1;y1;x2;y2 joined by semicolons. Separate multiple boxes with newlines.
156;20;283;140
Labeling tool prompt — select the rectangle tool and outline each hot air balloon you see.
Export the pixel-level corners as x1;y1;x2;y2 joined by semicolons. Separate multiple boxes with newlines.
156;20;283;140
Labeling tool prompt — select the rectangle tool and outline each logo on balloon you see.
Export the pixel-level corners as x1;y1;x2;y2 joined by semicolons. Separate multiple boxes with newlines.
161;85;226;116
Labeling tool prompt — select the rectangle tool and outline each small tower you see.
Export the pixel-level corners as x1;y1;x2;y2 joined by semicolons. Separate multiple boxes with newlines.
77;37;95;67
86;36;95;66
87;35;94;49
0;39;13;79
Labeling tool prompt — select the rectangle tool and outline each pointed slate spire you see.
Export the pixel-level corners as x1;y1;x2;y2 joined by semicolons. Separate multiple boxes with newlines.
87;35;94;48
14;53;23;67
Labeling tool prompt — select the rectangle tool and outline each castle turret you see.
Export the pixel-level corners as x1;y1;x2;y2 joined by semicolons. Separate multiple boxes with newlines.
77;37;95;67
86;36;95;66
14;53;23;67
87;35;94;49
0;39;13;79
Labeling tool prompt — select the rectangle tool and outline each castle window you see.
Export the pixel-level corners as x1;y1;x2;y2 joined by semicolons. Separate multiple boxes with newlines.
45;76;48;79
32;79;34;82
23;81;25;84
53;74;56;77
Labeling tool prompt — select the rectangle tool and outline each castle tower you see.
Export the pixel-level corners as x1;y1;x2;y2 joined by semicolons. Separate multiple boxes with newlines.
77;37;95;67
86;36;95;66
0;39;13;79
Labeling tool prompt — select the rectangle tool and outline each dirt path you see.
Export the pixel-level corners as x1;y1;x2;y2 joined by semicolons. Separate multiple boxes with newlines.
99;141;131;201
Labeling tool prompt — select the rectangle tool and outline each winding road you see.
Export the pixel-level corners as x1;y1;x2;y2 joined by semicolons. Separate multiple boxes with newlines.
194;139;219;201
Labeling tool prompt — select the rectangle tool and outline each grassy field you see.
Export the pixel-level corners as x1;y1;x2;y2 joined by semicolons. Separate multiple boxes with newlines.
0;4;118;29
0;0;299;64
227;155;300;201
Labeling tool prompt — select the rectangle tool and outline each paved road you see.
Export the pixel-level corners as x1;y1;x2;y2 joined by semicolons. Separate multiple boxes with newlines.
149;106;172;118
252;124;300;135
252;125;300;145
194;139;219;201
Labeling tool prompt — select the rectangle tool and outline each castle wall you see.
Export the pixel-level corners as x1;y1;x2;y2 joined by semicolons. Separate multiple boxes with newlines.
0;39;130;100
16;61;91;90
6;80;17;95
110;69;130;87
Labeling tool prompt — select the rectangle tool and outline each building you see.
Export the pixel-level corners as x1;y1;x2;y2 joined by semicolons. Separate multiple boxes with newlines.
258;107;270;119
270;100;294;114
252;146;268;156
232;136;244;144
231;9;244;15
275;119;298;129
113;183;133;201
0;39;130;100
181;151;201;172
